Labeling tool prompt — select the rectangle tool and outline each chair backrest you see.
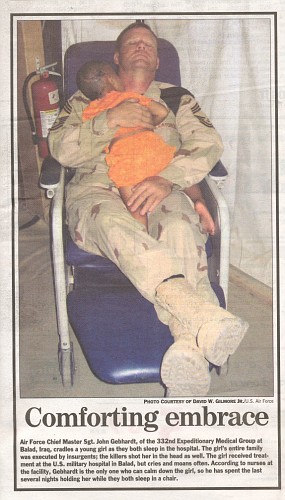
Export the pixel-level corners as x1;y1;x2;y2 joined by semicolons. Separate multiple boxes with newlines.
64;39;181;99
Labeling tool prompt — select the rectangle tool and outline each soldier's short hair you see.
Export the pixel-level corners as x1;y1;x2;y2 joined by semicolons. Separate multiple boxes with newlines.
115;21;158;52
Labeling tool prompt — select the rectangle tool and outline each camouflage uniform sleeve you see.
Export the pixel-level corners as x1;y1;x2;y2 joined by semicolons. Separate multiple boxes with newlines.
158;93;224;188
48;91;117;168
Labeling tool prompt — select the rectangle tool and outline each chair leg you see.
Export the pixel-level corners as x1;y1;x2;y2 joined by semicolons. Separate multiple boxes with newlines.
51;168;75;386
58;342;75;387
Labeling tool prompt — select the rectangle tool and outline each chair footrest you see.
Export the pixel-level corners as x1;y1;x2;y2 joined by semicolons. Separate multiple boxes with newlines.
67;287;173;385
67;281;225;386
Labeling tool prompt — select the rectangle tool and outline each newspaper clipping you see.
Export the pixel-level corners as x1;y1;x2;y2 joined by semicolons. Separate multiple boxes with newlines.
1;1;284;499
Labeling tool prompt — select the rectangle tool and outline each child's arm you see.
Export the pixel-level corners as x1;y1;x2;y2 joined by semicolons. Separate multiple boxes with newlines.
184;183;204;203
147;101;169;125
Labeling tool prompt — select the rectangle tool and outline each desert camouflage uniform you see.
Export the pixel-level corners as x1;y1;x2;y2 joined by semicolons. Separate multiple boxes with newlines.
48;81;223;324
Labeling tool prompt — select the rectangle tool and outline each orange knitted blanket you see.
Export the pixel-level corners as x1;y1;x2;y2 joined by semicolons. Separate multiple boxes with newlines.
82;91;176;187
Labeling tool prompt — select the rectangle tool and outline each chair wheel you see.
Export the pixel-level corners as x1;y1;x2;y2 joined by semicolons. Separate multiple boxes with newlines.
58;343;75;387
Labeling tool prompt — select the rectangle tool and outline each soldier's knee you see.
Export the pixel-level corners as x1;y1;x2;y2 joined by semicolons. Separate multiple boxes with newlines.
92;204;131;231
162;215;196;235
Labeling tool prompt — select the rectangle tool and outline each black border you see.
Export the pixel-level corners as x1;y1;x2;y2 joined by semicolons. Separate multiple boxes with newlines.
12;11;281;492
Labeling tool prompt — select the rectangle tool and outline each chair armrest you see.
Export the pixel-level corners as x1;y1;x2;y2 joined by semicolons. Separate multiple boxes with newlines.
209;160;228;180
40;156;62;190
209;160;228;182
40;156;75;198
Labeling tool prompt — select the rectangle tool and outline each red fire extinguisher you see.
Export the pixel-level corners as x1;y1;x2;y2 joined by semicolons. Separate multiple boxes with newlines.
23;62;61;158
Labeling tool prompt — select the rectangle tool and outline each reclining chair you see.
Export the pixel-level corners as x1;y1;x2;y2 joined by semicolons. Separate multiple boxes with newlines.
40;38;229;390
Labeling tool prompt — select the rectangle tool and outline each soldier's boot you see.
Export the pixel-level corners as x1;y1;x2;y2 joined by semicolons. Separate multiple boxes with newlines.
161;321;211;397
155;277;248;367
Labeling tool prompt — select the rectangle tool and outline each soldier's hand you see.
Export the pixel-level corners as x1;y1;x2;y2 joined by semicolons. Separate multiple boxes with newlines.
107;99;154;129
127;176;174;215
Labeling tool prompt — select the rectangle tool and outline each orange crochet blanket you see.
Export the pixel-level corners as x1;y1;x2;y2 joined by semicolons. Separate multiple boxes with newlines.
82;91;176;187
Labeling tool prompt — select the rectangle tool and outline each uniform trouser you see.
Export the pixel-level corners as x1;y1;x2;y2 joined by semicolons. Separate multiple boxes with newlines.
66;185;218;325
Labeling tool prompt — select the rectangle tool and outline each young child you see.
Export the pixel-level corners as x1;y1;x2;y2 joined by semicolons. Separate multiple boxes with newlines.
77;60;215;234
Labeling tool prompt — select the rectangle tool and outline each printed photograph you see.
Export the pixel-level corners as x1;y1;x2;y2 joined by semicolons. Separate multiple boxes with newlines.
16;15;275;399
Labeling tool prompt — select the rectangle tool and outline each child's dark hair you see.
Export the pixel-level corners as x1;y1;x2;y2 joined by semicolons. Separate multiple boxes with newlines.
76;60;109;100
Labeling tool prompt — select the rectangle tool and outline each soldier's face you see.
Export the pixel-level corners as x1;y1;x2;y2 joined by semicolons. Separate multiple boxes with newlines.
114;27;159;74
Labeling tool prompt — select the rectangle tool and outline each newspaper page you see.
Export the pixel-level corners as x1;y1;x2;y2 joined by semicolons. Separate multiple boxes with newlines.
0;1;284;499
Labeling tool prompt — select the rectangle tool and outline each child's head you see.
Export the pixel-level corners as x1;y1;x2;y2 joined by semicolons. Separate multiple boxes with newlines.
76;61;123;100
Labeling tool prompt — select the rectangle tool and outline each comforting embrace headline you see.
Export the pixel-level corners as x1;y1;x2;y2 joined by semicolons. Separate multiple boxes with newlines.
24;404;269;433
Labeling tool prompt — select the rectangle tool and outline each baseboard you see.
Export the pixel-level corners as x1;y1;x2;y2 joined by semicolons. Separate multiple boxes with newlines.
229;265;272;306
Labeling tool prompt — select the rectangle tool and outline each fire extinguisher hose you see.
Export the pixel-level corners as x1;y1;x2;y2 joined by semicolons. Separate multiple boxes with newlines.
22;71;38;144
